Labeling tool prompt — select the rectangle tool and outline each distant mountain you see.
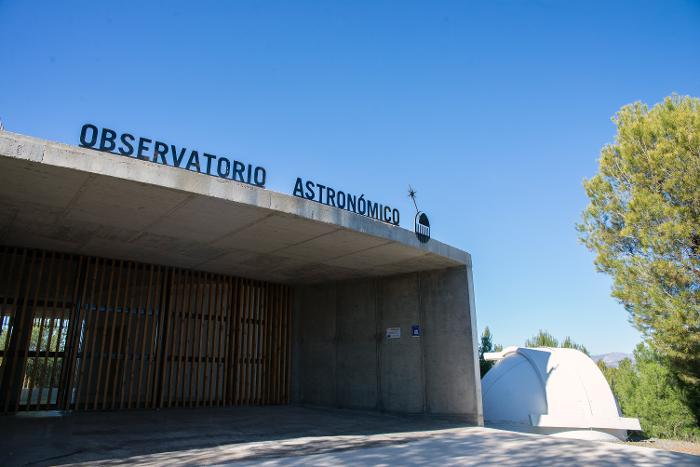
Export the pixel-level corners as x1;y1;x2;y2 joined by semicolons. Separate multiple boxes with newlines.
592;352;634;368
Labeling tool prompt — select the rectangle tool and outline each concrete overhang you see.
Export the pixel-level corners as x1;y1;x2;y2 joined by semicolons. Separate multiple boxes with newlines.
0;131;470;284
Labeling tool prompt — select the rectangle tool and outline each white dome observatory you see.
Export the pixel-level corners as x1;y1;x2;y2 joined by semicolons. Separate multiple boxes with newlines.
481;346;640;441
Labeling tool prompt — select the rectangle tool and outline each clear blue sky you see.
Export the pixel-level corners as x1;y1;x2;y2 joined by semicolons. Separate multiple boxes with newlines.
2;1;699;355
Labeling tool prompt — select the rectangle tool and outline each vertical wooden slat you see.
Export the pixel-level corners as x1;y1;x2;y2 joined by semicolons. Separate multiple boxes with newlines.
262;284;270;405
99;259;123;410
275;286;284;404
28;251;56;410
217;276;230;406
11;251;45;412
192;273;205;407
2;248;32;411
90;258;108;408
146;266;164;408
263;283;273;405
114;261;134;410
251;283;258;405
224;276;236;406
5;251;39;411
82;256;106;410
224;277;235;406
270;284;277;404
278;284;286;404
61;255;89;411
199;274;208;406
148;265;163;406
205;275;217;406
0;248;18;375
186;272;198;407
254;282;261;404
241;280;251;405
201;274;211;406
213;275;223;406
93;258;116;410
254;282;262;404
278;285;284;404
74;257;97;409
234;279;244;405
189;272;200;407
125;264;148;409
255;283;264;404
285;286;292;403
159;268;179;407
217;277;226;406
164;268;178;407
24;252;42;410
220;277;227;406
0;246;14;359
38;253;64;410
276;284;283;404
135;264;155;408
268;283;276;405
237;277;244;406
263;283;270;404
249;281;258;405
0;249;23;411
214;275;225;406
119;263;143;409
228;277;239;405
266;283;272;405
167;269;184;407
142;265;158;408
36;252;61;409
246;281;258;405
179;270;194;407
241;278;248;406
108;260;129;410
172;270;185;406
201;276;210;407
25;251;45;410
47;253;72;409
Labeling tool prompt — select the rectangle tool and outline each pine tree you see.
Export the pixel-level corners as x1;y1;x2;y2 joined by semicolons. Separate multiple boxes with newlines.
578;95;700;415
479;327;496;377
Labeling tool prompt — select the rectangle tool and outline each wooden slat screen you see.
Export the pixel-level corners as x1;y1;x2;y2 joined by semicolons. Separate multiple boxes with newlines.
0;246;292;412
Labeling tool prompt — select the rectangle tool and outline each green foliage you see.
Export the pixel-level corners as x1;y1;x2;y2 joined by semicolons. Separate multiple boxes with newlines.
600;343;700;441
578;95;700;412
524;329;559;348
561;336;589;356
479;326;499;377
523;330;589;355
1;318;67;390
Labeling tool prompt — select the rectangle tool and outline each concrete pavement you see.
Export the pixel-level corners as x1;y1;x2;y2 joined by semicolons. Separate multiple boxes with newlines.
0;406;696;466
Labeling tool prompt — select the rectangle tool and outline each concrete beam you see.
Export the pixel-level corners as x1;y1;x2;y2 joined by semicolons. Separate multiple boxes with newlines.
0;131;470;284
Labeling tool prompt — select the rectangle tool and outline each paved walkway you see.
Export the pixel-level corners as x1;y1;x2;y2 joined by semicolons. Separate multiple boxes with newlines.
0;406;697;466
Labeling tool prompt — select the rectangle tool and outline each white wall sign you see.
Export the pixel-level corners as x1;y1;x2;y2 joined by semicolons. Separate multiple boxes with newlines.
386;327;401;339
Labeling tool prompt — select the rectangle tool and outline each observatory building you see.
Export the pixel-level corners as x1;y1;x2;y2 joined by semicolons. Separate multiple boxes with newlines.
482;346;641;441
0;129;482;423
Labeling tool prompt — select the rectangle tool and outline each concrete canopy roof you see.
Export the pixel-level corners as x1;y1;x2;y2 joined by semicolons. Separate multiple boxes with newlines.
0;131;469;284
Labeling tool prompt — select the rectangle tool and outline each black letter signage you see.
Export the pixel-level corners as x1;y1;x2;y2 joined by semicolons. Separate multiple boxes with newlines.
292;177;401;226
78;123;267;188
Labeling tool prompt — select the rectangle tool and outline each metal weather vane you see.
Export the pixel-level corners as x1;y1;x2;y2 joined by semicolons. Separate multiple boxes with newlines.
408;185;419;212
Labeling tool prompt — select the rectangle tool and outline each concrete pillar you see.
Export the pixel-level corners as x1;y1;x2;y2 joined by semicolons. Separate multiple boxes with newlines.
419;266;483;422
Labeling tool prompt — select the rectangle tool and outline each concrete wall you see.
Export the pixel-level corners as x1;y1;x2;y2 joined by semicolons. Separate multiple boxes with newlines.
292;265;483;424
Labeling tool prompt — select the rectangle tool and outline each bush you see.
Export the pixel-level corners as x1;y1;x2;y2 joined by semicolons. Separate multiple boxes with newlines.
600;343;700;441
